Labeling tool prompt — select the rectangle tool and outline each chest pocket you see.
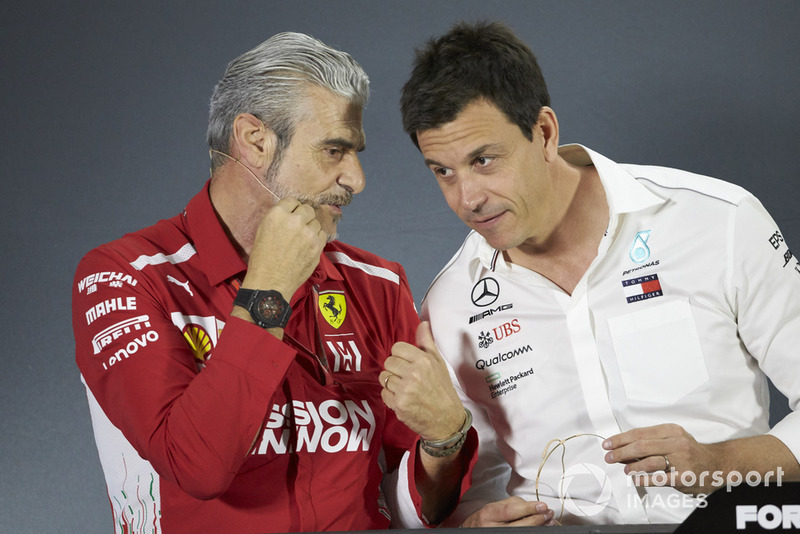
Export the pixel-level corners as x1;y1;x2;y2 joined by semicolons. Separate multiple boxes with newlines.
607;298;709;404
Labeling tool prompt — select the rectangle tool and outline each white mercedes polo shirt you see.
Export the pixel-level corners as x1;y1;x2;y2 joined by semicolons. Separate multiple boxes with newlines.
424;145;800;525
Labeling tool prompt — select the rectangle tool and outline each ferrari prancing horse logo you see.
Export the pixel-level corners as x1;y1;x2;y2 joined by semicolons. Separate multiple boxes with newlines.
318;291;346;329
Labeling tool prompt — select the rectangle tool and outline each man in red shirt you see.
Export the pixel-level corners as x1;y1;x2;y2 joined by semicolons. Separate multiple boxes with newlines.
73;32;475;533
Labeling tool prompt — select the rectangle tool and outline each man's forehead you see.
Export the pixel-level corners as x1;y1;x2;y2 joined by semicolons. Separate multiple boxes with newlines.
418;118;496;157
318;108;365;149
295;87;365;147
418;100;518;158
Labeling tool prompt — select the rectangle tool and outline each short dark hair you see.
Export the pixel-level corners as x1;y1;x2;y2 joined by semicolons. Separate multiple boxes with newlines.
401;21;550;148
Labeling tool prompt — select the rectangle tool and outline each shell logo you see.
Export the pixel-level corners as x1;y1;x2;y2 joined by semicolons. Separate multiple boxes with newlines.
182;324;213;363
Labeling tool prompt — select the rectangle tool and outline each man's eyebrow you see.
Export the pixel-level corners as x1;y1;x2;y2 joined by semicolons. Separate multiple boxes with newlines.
467;144;502;160
424;144;503;168
324;136;366;152
424;157;443;168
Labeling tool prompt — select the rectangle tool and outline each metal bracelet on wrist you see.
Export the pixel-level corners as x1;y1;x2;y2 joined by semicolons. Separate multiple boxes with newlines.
420;408;472;457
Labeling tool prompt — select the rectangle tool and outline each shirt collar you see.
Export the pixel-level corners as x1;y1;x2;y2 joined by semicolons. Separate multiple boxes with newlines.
183;180;247;287
313;244;345;285
560;144;665;215
471;144;666;275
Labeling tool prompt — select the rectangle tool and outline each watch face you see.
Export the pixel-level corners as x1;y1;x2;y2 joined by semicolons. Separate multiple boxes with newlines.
255;294;281;322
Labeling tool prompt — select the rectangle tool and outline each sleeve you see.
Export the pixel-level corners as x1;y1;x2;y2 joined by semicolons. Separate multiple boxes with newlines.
437;383;510;527
73;247;295;500
419;289;510;528
380;264;478;528
731;195;800;460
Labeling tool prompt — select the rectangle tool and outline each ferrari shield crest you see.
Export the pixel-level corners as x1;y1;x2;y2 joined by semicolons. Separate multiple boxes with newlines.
318;291;346;329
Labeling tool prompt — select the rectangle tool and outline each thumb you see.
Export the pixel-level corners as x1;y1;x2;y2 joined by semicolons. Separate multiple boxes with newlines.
415;321;440;358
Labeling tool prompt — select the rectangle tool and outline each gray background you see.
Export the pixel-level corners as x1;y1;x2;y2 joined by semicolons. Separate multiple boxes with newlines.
2;1;798;531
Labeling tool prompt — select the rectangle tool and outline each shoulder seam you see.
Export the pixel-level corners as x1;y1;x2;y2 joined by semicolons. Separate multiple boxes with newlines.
325;250;400;285
636;177;744;207
421;231;476;304
129;243;197;271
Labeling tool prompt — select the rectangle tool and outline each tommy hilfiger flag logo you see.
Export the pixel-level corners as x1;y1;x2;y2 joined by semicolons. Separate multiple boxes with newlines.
622;274;663;303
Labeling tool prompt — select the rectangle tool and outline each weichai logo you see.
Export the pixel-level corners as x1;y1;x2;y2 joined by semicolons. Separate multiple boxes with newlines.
77;271;138;294
254;399;376;455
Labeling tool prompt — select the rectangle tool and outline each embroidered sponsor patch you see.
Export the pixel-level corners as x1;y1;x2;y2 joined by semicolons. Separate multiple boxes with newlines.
629;230;652;263
622;274;663;303
319;291;346;329
170;313;225;369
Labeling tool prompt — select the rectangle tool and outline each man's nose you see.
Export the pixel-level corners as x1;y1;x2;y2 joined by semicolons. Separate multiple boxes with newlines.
337;153;365;195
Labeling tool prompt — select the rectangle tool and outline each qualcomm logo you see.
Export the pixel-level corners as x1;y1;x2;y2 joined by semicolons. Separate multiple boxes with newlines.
471;277;500;307
629;230;652;263
561;463;613;517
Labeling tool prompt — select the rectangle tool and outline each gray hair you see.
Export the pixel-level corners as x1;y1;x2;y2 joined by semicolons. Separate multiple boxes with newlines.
207;32;369;172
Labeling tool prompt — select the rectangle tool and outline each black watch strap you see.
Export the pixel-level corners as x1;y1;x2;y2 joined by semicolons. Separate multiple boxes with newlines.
233;289;292;329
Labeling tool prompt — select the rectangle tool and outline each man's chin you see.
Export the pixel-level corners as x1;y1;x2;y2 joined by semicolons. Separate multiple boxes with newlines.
324;215;342;243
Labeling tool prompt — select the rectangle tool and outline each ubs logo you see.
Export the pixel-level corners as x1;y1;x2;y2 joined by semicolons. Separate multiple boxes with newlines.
471;277;500;307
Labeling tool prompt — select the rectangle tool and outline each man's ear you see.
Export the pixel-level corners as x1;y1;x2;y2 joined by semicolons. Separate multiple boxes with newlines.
231;113;277;169
535;106;560;162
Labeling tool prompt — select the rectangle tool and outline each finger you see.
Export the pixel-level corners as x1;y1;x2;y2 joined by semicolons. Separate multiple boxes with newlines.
380;386;395;410
606;435;683;465
622;454;673;475
274;196;301;212
507;510;554;527
306;217;322;233
388;341;423;365
382;354;411;378
378;370;394;390
292;202;318;222
480;498;551;525
415;321;439;357
604;424;680;449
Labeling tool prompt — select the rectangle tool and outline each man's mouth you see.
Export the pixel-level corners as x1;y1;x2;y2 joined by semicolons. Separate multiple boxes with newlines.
472;211;505;227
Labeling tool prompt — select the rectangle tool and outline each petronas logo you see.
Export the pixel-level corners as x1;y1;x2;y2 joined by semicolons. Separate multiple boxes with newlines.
629;230;652;263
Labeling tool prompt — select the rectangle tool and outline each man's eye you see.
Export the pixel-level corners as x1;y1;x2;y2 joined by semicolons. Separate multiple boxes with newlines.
326;148;343;158
475;156;494;167
434;167;454;178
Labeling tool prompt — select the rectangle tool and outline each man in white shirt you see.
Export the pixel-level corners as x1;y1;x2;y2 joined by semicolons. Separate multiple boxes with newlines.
398;20;800;526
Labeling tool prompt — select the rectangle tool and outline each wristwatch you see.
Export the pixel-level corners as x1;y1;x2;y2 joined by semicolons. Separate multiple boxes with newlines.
233;289;292;329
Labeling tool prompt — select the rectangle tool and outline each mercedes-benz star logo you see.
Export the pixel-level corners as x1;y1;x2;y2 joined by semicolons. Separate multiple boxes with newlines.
471;277;500;307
